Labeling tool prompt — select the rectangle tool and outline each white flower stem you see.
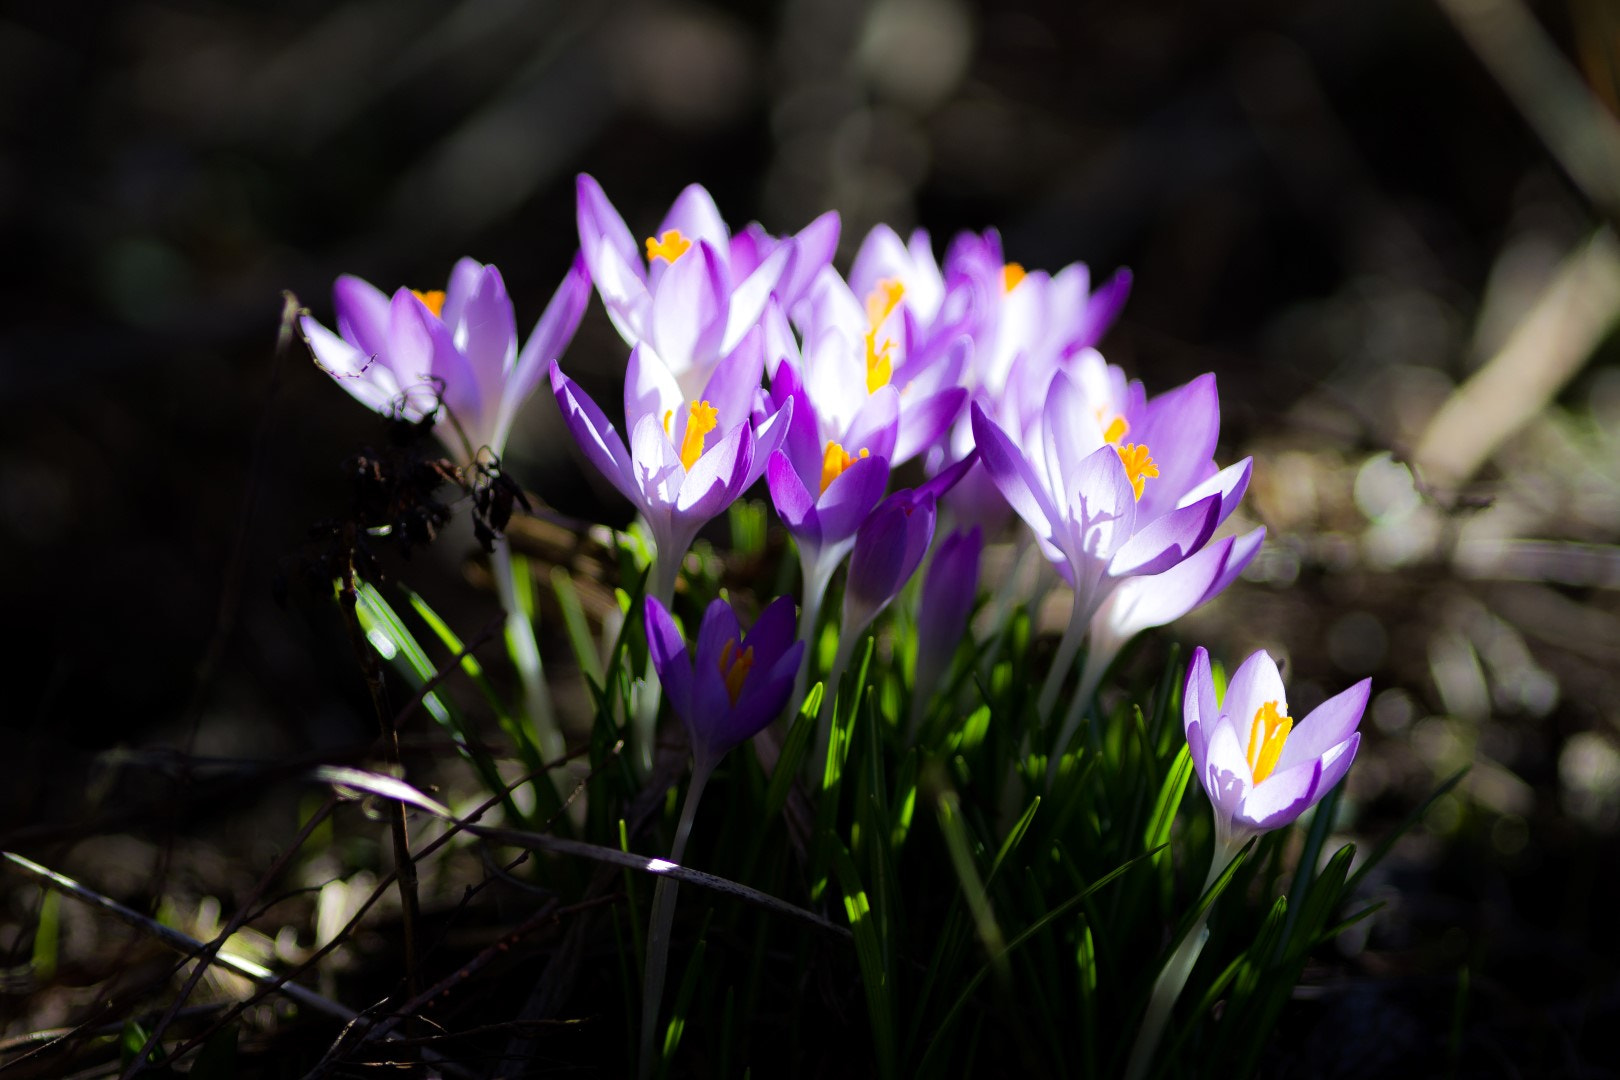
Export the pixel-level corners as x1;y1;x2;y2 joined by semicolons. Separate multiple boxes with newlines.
1123;841;1241;1080
783;551;835;734
1036;598;1088;720
1044;652;1106;790
637;760;712;1080
490;533;564;764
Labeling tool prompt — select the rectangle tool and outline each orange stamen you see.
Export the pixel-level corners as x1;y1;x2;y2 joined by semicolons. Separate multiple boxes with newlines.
1246;700;1293;784
678;401;718;470
865;278;906;328
645;229;692;263
1002;263;1026;292
718;639;755;705
411;289;446;317
1116;442;1159;501
865;330;894;394
820;441;871;495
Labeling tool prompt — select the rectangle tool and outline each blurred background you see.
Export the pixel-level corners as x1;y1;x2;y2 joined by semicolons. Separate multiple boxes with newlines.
3;0;1620;1074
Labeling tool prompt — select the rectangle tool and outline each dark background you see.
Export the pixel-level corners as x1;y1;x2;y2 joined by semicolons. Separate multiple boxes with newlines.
3;0;1620;1074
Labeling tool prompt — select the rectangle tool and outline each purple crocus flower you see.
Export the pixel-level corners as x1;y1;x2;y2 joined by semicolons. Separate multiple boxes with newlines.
910;525;984;727
644;594;805;779
639;592;804;1077
1183;646;1368;851
1125;648;1367;1080
970;362;1253;720
302;256;589;462
939;247;1131;527
576;174;836;398
549;331;791;604
842;488;939;641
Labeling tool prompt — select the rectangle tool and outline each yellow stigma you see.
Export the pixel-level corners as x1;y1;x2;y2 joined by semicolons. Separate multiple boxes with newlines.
646;229;692;263
718;639;756;706
678;400;719;470
1246;700;1294;784
866;277;906;328
1116;442;1159;501
1096;408;1128;445
865;330;894;394
1002;263;1026;292
820;441;871;494
411;289;446;318
663;409;674;436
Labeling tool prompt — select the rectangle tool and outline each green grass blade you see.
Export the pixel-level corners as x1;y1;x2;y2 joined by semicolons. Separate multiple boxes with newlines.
550;565;604;686
831;840;897;1080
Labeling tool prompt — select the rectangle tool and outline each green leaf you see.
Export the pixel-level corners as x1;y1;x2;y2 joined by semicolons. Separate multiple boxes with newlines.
763;685;820;822
830;841;897;1080
551;566;604;686
31;888;58;986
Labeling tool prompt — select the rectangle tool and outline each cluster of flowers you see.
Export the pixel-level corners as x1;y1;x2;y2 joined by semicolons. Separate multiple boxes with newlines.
300;173;1365;852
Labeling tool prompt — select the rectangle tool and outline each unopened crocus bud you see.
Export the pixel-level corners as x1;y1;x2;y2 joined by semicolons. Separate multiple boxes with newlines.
842;490;938;641
911;526;983;705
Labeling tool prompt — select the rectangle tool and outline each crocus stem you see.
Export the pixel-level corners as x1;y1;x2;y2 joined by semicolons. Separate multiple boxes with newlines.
811;627;860;781
784;553;835;732
1036;598;1088;719
632;553;682;776
638;761;712;1080
1044;648;1108;790
491;533;564;764
1123;842;1240;1080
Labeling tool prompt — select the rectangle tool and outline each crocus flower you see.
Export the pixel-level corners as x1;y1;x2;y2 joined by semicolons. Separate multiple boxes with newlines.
1184;646;1368;851
639;592;804;1078
644;594;805;780
1124;649;1367;1080
302;256;589;462
910;525;984;726
943;254;1132;525
842;488;939;641
970;359;1253;731
549;331;791;603
576;174;836;398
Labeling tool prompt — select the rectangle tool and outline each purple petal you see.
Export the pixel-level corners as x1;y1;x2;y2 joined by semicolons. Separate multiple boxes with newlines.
1202;718;1251;818
302;315;401;415
745;396;794;491
743;594;800;669
677;420;752;517
454;263;519;426
651;241;725;379
1183;646;1218;779
549;361;640;505
723;241;792;355
1278;681;1370;774
1236;758;1323;832
1107;495;1219;578
1178;457;1252;530
332;274;392;360
970;401;1060;550
700;327;767;433
645;596;694;720
815;452;889;543
894;386;967;466
576;173;644;285
1133;373;1219;511
694;597;743;672
845;386;901;465
439;257;485;331
506;253;591;427
780;210;840;309
659;184;730;257
1223;649;1288;740
767;450;819;540
1073;266;1132;350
